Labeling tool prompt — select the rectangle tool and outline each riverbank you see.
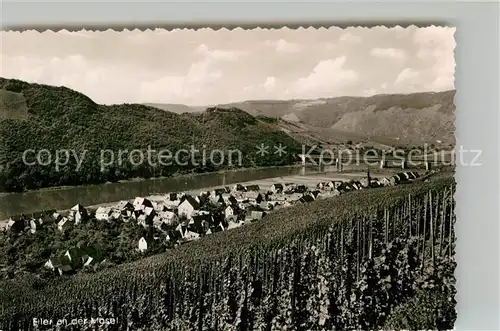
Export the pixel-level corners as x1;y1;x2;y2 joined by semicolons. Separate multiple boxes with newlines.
0;164;304;197
0;165;318;221
0;169;398;228
1;163;447;223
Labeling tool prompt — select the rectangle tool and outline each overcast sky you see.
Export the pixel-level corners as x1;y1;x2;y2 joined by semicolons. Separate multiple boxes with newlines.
0;26;455;105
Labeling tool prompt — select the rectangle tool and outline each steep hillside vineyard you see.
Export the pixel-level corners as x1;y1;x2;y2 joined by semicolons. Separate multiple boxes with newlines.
0;176;456;330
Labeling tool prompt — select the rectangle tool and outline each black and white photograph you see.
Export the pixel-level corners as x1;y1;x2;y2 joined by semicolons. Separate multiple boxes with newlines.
0;26;457;330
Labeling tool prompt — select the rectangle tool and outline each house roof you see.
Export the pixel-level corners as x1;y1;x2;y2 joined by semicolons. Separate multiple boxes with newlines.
79;246;97;257
71;204;86;213
66;247;85;259
175;223;187;234
30;219;41;226
144;206;155;216
299;195;315;203
192;214;211;223
311;190;321;198
245;185;260;191
213;188;226;195
8;215;24;222
166;230;182;240
188;216;207;234
96;206;112;214
31;212;45;219
48;257;62;267
57;218;70;227
134;197;153;207
180;195;200;210
59;264;73;272
139;236;154;245
116;201;133;209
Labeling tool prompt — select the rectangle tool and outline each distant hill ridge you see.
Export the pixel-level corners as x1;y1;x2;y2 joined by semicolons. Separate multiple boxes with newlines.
0;78;301;192
145;90;455;145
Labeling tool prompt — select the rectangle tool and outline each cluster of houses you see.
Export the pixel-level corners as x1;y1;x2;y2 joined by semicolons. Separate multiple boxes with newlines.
43;244;104;276
4;204;88;235
2;170;420;276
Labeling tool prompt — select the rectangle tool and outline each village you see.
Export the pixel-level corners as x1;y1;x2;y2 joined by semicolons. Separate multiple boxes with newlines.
2;170;422;277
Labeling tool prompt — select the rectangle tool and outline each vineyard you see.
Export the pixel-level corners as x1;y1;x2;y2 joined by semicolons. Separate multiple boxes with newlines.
0;174;456;331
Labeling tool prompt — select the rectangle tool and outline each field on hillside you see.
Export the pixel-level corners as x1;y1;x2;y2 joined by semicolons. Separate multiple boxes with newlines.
0;174;456;331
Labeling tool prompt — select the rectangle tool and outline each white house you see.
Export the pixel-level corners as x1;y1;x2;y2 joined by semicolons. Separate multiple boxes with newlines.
138;237;151;252
111;210;122;220
57;218;71;232
270;183;284;193
44;257;60;271
133;197;153;210
137;215;151;228
164;199;180;209
220;194;237;206
144;206;156;217
232;184;246;192
183;230;201;241
245;184;260;192
83;256;95;267
95;207;113;221
154;202;168;212
210;188;226;199
175;223;187;238
116;201;134;212
158;211;178;225
177;196;200;219
6;216;25;233
316;182;327;190
244;191;260;201
227;220;243;230
224;205;238;221
52;212;62;222
164;230;182;244
29;219;41;234
70;204;87;224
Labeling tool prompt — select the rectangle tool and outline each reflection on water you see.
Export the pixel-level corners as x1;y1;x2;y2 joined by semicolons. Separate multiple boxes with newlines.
0;166;320;219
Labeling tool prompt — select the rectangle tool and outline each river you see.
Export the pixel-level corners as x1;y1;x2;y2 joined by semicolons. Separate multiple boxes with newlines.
0;166;327;220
